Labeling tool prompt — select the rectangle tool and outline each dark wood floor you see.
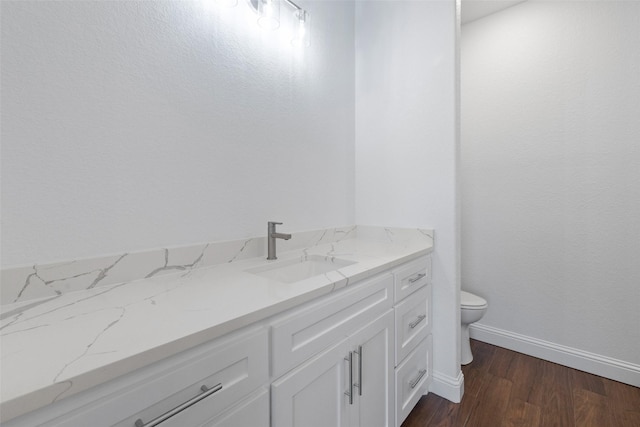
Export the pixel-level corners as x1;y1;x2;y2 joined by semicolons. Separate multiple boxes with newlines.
402;339;640;427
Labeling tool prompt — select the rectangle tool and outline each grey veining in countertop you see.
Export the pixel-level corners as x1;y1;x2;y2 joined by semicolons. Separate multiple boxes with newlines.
0;225;433;423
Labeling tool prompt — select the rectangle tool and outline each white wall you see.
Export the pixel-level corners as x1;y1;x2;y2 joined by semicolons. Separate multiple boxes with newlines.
2;0;464;398
1;0;355;267
355;0;462;401
462;0;640;384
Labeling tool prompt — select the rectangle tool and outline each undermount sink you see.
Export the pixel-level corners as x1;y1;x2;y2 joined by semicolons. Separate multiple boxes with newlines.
247;255;356;284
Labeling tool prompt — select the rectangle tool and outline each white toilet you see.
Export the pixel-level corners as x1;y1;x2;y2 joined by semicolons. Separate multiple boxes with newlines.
460;290;488;365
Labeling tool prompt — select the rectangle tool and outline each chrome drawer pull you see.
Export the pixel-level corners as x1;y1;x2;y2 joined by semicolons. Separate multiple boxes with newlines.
344;352;354;405
409;369;427;389
409;314;427;329
408;273;426;284
354;345;363;396
134;383;222;427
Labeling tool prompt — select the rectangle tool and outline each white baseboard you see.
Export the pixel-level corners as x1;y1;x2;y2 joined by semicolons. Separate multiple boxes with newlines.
470;323;640;388
428;370;464;403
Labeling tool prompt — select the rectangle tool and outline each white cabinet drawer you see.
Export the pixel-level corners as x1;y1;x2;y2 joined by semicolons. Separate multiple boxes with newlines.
271;272;393;378
394;285;431;366
393;257;430;303
115;328;269;427
201;388;269;427
395;336;432;427
10;327;269;427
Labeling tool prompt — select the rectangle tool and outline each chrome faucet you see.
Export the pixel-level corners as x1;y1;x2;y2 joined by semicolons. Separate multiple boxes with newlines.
267;221;292;260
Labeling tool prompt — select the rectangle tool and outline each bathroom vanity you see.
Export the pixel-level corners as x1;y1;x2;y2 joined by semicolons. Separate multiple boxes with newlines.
0;227;433;427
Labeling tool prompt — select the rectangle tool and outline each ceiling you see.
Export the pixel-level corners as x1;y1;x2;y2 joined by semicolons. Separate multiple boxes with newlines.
461;0;527;24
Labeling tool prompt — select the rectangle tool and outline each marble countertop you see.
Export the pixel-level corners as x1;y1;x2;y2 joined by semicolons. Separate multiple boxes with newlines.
0;227;433;422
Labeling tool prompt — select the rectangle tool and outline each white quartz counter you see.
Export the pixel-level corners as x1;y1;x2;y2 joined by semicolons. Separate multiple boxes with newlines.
0;227;433;422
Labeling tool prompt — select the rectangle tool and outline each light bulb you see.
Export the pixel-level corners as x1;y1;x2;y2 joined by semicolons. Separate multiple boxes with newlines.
257;0;280;30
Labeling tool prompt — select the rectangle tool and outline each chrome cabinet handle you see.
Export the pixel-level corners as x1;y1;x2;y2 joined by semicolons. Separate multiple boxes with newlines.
134;383;222;427
409;369;427;389
344;352;353;405
409;314;427;329
408;273;426;284
354;345;363;396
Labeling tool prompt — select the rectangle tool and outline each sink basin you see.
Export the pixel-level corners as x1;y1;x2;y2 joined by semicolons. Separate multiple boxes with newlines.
247;255;356;284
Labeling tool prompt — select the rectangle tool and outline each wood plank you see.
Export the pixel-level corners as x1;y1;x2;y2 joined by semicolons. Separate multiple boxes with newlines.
401;394;460;427
570;368;606;396
488;345;517;379
462;363;491;400
538;362;575;427
574;388;616;427
468;339;496;371
465;375;513;427
504;352;544;403
454;368;492;426
603;377;640;427
401;395;438;427
501;398;542;427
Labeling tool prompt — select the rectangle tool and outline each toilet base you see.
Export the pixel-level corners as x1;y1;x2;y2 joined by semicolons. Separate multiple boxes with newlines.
461;323;473;365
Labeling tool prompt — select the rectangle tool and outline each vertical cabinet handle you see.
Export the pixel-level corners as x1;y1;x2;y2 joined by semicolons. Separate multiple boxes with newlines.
344;352;354;405
409;314;427;329
134;383;222;427
354;345;363;396
358;345;363;396
408;273;426;284
409;369;427;389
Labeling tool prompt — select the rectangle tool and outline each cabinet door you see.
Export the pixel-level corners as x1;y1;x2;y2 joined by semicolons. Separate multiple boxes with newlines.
271;340;351;427
348;310;394;427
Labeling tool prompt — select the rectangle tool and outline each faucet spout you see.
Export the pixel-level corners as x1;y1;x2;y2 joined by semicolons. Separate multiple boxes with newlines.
267;222;291;260
271;232;292;240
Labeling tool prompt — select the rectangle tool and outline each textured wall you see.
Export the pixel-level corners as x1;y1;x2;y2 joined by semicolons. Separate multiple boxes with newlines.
1;0;355;267
462;1;640;365
355;0;461;400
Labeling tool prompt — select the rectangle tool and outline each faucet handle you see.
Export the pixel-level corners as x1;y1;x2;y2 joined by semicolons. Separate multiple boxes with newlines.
268;221;283;226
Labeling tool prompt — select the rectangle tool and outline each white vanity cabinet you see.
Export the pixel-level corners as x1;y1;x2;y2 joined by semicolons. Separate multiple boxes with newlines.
270;273;395;427
269;255;433;427
5;254;432;427
392;256;432;427
5;326;269;427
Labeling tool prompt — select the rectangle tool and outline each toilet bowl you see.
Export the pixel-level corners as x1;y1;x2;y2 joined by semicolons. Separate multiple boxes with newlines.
460;290;488;365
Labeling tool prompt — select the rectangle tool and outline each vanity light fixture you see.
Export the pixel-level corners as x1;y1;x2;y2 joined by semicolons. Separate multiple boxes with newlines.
248;0;310;46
